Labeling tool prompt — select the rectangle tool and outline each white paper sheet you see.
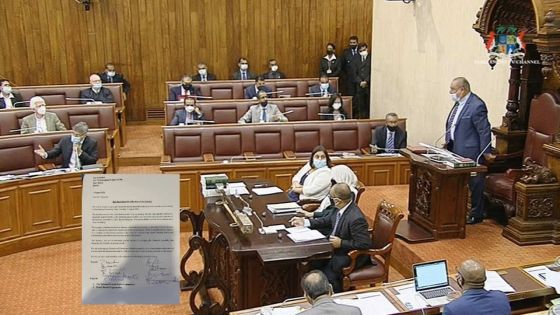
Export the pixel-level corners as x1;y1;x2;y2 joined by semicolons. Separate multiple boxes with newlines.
484;271;515;292
286;229;326;243
260;306;304;315
394;283;429;310
82;174;180;304
546;268;560;294
252;186;284;195
267;202;301;213
285;226;311;234
524;266;548;285
261;225;287;234
334;295;399;315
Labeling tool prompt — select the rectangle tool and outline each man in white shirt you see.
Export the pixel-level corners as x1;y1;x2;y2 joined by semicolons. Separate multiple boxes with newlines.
20;96;67;134
0;79;25;109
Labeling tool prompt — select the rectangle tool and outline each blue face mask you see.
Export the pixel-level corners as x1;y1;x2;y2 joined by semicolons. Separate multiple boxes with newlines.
313;159;327;169
71;135;82;144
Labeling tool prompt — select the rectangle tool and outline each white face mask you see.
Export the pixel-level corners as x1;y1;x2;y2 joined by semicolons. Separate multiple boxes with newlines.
185;105;195;113
451;93;461;102
359;51;368;57
332;102;342;110
107;71;116;77
271;65;279;72
198;69;207;76
320;83;329;90
93;82;102;90
240;64;249;70
2;86;12;94
37;106;46;115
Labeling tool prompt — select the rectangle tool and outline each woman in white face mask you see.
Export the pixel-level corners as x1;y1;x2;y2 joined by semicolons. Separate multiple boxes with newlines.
321;94;347;121
169;97;205;126
288;145;333;201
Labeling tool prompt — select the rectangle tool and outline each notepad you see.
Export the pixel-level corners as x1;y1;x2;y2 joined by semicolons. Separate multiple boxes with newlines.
285;226;311;234
484;271;515;292
286;229;325;243
261;225;287;234
252;186;283;195
267;202;301;213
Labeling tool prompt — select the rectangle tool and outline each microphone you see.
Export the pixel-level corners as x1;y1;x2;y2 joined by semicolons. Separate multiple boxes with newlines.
305;92;332;96
369;144;398;154
318;113;345;120
65;97;98;104
10;127;38;133
476;140;493;165
281;110;294;115
186;95;213;99
434;123;455;147
265;91;285;95
12;101;31;107
178;119;215;125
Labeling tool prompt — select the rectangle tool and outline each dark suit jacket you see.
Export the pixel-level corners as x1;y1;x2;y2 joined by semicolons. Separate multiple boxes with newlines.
192;73;217;81
443;289;511;315
309;84;336;97
352;55;371;83
98;72;131;93
46;136;98;168
262;71;286;80
0;92;25;109
232;70;257;80
169;109;205;125
79;87;114;104
310;202;371;271
168;85;201;101
445;93;491;161
320;57;342;77
373;126;407;153
244;85;272;99
342;47;359;74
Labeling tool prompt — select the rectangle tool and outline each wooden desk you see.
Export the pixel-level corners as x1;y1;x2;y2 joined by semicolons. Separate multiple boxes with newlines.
0;169;102;256
180;180;332;312
231;264;557;315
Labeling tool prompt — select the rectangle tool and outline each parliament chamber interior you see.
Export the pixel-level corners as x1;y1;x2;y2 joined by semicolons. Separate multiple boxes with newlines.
2;0;560;314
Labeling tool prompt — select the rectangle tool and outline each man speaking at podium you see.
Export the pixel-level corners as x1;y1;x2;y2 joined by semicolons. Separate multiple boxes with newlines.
445;77;491;225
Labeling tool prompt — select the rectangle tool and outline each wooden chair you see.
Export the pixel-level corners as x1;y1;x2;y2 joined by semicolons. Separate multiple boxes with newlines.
342;200;404;291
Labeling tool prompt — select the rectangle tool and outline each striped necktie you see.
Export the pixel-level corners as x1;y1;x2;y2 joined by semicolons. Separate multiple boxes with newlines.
387;131;395;153
330;212;342;236
241;71;246;80
261;107;267;122
445;102;460;143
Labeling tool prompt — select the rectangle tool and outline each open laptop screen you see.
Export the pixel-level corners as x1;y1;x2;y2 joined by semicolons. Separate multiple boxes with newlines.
414;260;449;291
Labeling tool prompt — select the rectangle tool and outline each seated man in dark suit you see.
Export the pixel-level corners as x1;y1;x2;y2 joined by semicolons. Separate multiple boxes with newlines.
169;97;205;126
290;183;372;293
262;58;286;79
34;122;98;170
169;75;201;101
244;76;272;99
0;79;25;109
443;259;511;315
309;75;336;97
371;112;407;153
79;74;115;104
298;270;361;315
192;63;217;81
232;57;256;80
98;63;131;96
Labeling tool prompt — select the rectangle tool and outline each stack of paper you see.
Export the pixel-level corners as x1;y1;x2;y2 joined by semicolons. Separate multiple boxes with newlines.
260;225;287;234
334;293;399;315
252;186;283;195
484;271;515;292
267;202;301;214
286;229;325;243
259;306;304;315
227;182;250;195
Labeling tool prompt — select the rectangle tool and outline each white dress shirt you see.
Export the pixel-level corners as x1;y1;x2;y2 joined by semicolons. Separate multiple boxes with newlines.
1;93;14;109
304;200;351;227
35;116;47;133
450;92;471;141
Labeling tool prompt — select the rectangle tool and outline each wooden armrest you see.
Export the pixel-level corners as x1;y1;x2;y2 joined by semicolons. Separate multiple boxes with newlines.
302;204;320;212
97;158;109;168
494;151;523;161
161;155;171;163
505;169;524;180
203;153;215;162
343;244;392;276
283;150;296;159
38;163;56;171
244;152;256;160
297;198;322;206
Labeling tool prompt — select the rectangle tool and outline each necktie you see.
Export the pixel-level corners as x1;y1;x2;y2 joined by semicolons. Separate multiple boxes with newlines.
352;49;356;56
387;131;395;153
322;89;326;96
242;71;246;80
186;112;192;123
445;102;460;143
362;56;365;62
202;75;206;82
331;212;342;236
261;107;267;122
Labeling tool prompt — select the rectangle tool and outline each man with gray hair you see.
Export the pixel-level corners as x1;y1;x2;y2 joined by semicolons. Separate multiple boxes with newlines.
79;74;115;104
20;96;66;134
299;270;361;315
443;259;510;315
34;122;98;170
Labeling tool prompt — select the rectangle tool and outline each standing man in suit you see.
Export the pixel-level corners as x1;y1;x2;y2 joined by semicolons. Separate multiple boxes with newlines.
309;75;336;97
262;59;286;79
320;43;342;78
168;75;201;101
239;90;288;123
443;260;511;315
79;74;115;104
244;76;272;99
232;57;256;80
298;270;362;315
192;63;217;81
169;97;205;126
98;63;131;99
341;36;360;96
290;183;372;292
20;96;67;134
0;79;25;109
352;43;372;119
371;113;407;153
446;77;492;224
34;122;98;170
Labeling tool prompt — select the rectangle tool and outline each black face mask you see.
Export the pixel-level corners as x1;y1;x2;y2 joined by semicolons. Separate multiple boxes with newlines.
260;101;268;107
387;125;398;132
349;44;357;49
327;49;334;55
182;83;192;89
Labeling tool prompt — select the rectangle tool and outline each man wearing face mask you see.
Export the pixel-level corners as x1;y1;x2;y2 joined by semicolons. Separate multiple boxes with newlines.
443;260;510;315
309;75;337;97
238;90;288;123
79;74;115;104
0;79;25;109
290;183;372;293
232;57;256;80
244;76;272;99
320;43;341;78
98;63;131;96
169;75;201;101
351;43;372;119
192;63;217;81
298;270;361;315
170;97;205;126
445;77;491;225
342;36;360;96
34;122;98;170
371;113;407;154
262;59;286;79
20;96;67;134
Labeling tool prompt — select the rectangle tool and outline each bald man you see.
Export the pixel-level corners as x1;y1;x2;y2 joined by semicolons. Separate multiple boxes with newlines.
443;260;511;315
290;183;371;292
299;270;361;315
79;74;114;104
20;96;66;134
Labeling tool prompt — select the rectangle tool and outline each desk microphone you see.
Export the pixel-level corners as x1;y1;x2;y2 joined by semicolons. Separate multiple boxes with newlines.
265;91;285;95
227;155;263;163
434;123;455;147
10;127;38;133
476;140;493;165
189;95;213;99
305;92;332;96
369;144;399;154
12;101;31;107
180;119;215;125
281;110;294;115
65;97;97;103
318;113;345;120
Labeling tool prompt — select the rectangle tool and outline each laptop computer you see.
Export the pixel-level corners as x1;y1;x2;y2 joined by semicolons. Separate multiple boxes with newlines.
413;260;456;306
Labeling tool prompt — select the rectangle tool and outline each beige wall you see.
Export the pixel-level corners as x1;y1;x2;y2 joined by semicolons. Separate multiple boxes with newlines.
371;0;510;146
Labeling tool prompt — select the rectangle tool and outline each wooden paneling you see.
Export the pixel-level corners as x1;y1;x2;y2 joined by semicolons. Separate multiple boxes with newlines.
0;188;20;241
0;0;373;121
61;178;83;227
20;181;61;235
